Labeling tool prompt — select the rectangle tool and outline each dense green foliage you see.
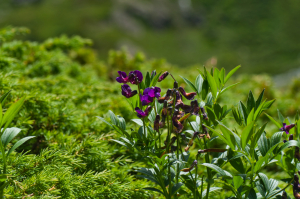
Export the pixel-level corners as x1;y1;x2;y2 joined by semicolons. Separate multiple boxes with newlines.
1;0;300;74
0;26;300;198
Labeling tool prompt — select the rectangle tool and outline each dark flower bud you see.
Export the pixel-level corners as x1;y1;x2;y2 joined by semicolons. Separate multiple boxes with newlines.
171;145;177;152
184;145;191;152
280;123;295;134
181;160;198;172
181;133;187;140
128;70;143;85
289;134;294;141
171;136;177;144
200;107;208;120
121;84;138;98
173;81;178;89
181;104;192;113
172;114;183;133
282;190;287;199
294;188;300;199
158;71;169;82
175;91;183;108
283;140;287;143
179;87;197;100
158;89;172;103
298;171;300;176
190;100;200;116
154;114;160;132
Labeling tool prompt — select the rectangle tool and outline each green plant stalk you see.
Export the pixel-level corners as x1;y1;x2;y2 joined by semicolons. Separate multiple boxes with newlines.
203;136;211;199
194;154;199;198
0;140;6;198
154;100;158;149
166;112;172;199
168;156;172;199
137;83;142;109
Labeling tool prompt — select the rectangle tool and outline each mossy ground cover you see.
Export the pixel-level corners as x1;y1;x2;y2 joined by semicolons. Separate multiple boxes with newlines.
0;27;300;198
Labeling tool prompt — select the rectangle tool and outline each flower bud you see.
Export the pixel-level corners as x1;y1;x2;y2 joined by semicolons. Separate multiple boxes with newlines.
158;71;169;82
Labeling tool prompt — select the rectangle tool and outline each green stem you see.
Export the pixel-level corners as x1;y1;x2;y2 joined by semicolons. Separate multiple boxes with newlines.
168;156;172;199
203;136;211;199
194;154;198;198
137;83;142;109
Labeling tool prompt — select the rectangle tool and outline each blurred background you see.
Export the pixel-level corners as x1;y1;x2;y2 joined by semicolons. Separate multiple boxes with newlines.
0;0;300;75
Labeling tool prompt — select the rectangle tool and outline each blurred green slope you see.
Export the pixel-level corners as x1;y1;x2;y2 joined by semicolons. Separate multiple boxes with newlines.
0;0;300;74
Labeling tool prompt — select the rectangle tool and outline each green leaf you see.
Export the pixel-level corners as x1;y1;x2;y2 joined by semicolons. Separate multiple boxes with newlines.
255;89;265;110
144;187;164;195
224;65;241;83
202;80;209;100
206;107;217;126
247;91;255;113
218;123;237;150
253;99;266;121
108;110;119;126
277;140;300;153
96;116;112;127
145;72;151;88
241;121;255;150
205;125;235;150
1;96;26;128
262;99;275;110
207;72;218;99
247;108;255;125
233;176;243;189
220;82;240;94
180;76;198;93
213;68;220;89
117;116;126;130
270;131;283;147
248;188;257;199
238;101;248;125
264;113;281;129
232;106;242;126
202;187;222;198
202;163;232;178
150;71;162;87
171;182;183;196
7;136;35;157
277;109;285;123
251;123;268;149
1;127;21;148
258;173;269;191
195;74;204;95
257;133;269;156
0;90;11;106
219;68;225;86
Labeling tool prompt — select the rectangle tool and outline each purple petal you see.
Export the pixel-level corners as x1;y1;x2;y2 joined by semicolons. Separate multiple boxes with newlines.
135;107;146;118
116;71;129;83
141;94;153;106
134;70;143;83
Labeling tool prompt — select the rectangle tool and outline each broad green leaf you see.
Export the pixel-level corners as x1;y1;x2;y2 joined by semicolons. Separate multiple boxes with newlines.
145;72;151;88
144;187;164;195
150;71;162;87
202;163;232;177
241;121;255;150
108;110;119;126
206;72;218;99
238;101;248;125
277;109;285;123
0;90;11;106
7;136;35;157
219;68;225;86
131;119;143;126
267;179;278;193
206;107;217;126
180;76;198;93
1;96;26;128
220;82;240;94
205;125;234;150
202;80;209;100
233;176;243;189
247;91;255;113
257;133;269;156
248;188;257;199
247;108;255;125
202;187;222;198
258;173;269;191
224;65;240;83
251;123;268;149
206;93;214;107
213;68;220;89
253;99;266;121
137;175;160;185
218;123;237;150
255;89;265;110
171;182;183;195
270;131;283;147
0;104;2;128
117;116;126;130
262;99;275;110
1;127;21;148
277;140;300;153
195;74;204;95
264;113;281;129
232;106;242;126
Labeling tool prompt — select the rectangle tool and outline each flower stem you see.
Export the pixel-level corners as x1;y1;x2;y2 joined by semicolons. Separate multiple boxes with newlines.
203;136;211;199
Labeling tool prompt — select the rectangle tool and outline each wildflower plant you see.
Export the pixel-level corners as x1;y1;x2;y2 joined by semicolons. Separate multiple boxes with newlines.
98;66;300;198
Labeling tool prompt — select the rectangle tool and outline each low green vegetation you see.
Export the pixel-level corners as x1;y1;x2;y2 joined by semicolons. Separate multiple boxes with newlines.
0;26;300;198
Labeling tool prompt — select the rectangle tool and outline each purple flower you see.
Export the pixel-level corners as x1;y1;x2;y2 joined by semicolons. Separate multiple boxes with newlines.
179;87;197;100
158;89;172;103
121;84;137;98
140;94;153;106
135;106;152;118
172;109;183;133
175;91;183;108
144;87;161;98
200;106;208;120
128;70;143;84
158;71;169;82
280;123;295;134
116;71;129;83
190;100;200;116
